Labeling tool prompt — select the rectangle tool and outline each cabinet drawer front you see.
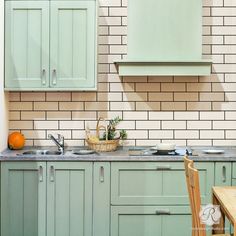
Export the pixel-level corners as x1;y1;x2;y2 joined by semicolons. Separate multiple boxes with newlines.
111;206;191;236
111;162;214;205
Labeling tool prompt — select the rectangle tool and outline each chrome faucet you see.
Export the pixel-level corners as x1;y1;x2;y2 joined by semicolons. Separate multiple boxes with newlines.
48;134;64;153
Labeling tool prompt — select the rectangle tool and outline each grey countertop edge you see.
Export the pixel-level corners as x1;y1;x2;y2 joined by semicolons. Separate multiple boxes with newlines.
1;146;236;162
0;146;236;162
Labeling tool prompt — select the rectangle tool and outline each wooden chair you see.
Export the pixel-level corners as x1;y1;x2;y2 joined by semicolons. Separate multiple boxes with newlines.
184;155;230;236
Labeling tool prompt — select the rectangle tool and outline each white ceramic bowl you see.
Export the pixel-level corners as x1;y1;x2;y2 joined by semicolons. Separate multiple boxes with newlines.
156;143;176;151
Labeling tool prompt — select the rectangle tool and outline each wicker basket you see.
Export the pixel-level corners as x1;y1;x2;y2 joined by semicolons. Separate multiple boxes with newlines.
86;117;120;152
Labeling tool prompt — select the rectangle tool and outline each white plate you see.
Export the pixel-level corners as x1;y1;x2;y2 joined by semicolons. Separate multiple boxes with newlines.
73;149;95;155
202;149;225;154
150;146;176;152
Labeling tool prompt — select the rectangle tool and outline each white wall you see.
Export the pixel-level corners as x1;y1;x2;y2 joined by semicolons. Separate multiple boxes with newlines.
0;0;8;151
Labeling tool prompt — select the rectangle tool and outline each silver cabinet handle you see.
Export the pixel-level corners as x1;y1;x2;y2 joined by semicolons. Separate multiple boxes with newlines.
38;165;43;182
156;165;171;170
222;165;226;183
155;209;171;215
50;165;55;182
100;166;104;182
41;69;46;85
52;69;57;85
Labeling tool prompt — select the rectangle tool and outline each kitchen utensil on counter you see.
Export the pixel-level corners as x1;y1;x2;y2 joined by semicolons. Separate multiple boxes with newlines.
129;147;192;156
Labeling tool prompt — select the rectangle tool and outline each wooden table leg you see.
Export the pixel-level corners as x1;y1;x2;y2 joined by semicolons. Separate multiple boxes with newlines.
212;192;225;234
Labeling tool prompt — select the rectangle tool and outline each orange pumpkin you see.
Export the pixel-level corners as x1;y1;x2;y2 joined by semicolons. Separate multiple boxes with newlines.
8;132;25;150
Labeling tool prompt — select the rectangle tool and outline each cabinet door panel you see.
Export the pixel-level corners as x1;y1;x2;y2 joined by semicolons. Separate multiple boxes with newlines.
111;206;191;236
1;162;47;236
93;163;110;236
111;162;214;205
50;1;96;89
47;162;93;236
5;1;49;89
215;162;232;186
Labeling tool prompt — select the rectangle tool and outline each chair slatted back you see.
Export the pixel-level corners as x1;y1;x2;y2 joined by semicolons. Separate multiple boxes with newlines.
184;156;206;236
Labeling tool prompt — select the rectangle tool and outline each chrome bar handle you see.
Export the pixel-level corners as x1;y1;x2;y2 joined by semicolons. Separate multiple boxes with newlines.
52;69;57;85
42;69;46;85
156;165;171;170
99;166;104;182
155;209;171;215
50;165;55;182
38;165;43;182
222;165;226;183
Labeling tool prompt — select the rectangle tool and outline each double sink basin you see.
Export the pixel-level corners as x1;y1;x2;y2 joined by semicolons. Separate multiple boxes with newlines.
17;149;97;157
20;150;62;156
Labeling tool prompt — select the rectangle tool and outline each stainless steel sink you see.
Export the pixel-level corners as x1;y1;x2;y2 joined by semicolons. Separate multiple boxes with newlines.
20;150;62;156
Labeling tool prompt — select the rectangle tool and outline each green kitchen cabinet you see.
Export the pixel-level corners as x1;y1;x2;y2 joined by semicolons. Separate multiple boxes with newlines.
111;162;215;205
5;0;97;91
5;1;50;89
93;162;111;236
215;162;232;186
50;1;96;89
232;179;236;186
1;162;47;236
111;206;191;236
46;162;93;236
214;163;232;234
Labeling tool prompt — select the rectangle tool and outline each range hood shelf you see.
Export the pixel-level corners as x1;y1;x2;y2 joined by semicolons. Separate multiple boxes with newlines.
115;60;212;76
115;0;212;76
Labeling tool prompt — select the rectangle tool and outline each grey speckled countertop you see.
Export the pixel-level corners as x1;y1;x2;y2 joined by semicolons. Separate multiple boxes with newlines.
1;146;236;162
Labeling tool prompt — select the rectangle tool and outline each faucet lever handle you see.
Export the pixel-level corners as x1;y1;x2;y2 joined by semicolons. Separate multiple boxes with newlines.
57;134;64;145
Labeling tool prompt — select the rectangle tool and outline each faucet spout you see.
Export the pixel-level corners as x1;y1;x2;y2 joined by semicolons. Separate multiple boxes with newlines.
48;134;64;153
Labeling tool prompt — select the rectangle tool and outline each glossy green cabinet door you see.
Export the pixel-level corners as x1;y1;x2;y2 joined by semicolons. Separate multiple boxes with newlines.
111;206;191;236
50;1;96;90
5;1;50;90
1;162;47;236
47;162;93;236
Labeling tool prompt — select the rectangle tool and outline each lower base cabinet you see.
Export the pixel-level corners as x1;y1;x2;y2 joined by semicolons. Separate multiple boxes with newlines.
1;162;93;236
46;162;93;236
111;206;191;236
1;162;47;236
0;161;234;236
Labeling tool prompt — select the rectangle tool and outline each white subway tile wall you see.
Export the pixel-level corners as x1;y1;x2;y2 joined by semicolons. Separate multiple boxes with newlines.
8;0;236;146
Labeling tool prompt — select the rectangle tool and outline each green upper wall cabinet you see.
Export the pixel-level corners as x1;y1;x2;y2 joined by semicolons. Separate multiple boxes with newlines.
5;1;50;89
50;1;96;89
5;0;97;91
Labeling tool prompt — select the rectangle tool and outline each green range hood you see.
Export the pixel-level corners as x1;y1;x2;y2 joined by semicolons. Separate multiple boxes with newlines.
114;0;212;76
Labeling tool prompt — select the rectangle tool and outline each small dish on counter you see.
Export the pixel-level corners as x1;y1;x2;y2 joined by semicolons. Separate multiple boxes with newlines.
202;149;225;154
150;143;176;154
72;149;96;155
